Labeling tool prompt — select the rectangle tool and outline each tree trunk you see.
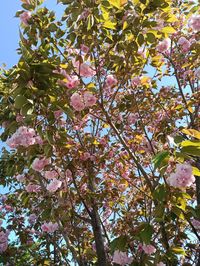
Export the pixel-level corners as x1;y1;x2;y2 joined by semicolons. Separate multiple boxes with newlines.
195;159;200;266
88;163;108;266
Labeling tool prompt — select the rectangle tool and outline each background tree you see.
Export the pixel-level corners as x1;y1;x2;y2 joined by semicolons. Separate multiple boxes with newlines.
0;0;200;265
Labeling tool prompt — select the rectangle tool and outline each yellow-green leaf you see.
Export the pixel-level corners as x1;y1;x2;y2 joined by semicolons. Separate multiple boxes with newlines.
192;167;200;177
103;20;116;30
182;129;200;140
181;140;200;147
161;26;176;34
171;247;186;255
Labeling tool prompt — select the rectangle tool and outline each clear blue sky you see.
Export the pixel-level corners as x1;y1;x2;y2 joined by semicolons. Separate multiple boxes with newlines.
0;0;63;68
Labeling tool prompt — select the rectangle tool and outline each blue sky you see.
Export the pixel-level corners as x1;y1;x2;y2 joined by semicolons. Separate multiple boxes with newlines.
0;0;63;68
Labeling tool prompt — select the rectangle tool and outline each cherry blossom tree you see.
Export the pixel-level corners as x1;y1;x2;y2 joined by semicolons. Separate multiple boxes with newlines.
0;0;200;265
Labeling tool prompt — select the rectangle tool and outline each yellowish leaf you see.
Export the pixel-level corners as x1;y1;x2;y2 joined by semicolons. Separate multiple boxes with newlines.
182;129;200;140
161;26;176;34
49;95;56;102
192;167;200;177
108;0;127;8
60;64;67;69
123;21;128;30
93;139;100;145
103;20;116;30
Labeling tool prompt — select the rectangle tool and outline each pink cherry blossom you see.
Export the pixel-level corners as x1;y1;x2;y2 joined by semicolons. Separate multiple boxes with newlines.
44;170;59;179
157;263;166;266
80;44;89;53
157;38;170;53
25;184;41;193
112;250;133;266
80;152;91;161
131;76;141;87
73;61;95;77
0;230;9;253
189;15;200;32
32;158;50;172
54;110;63;119
20;11;31;26
6;126;39;148
28;214;37;225
167;163;195;188
128;113;139;124
84;91;97;107
16;174;26;182
41;222;58;233
46;179;62;192
142;244;156;255
70;93;85;111
65;75;80;89
178;37;191;52
105;74;118;87
192;219;200;230
195;68;200;79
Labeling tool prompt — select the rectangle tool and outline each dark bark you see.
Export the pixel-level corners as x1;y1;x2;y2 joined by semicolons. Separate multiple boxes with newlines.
88;163;108;266
90;207;108;266
195;159;200;266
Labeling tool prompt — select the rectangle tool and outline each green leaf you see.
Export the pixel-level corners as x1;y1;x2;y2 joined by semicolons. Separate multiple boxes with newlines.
153;184;167;202
21;103;34;116
110;235;128;253
14;95;28;109
146;32;156;43
153;151;169;170
46;130;54;145
171;206;185;220
139;223;153;244
181;146;200;157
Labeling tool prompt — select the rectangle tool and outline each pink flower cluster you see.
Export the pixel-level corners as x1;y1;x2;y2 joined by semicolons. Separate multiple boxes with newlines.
25;184;41;193
157;38;170;53
28;214;37;225
131;76;141;87
20;11;31;26
128;113;139;124
105;75;118;87
15;174;26;183
46;179;62;192
167;163;195;188
32;158;50;172
112;250;133;266
7;126;42;148
73;61;95;77
192;219;200;230
70;91;97;111
65;75;80;89
141;244;156;255
44;170;59;179
157;263;166;266
189;15;200;32
178;37;191;52
80;44;89;54
56;68;80;89
41;222;58;233
0;230;9;253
